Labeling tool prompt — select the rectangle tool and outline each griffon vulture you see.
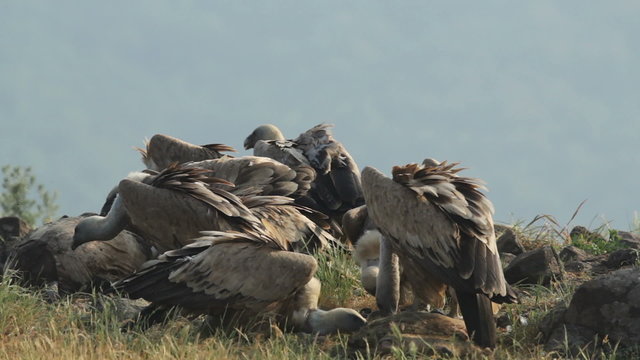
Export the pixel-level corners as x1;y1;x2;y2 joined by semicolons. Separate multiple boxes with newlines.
343;205;438;310
114;230;366;334
361;160;517;349
9;215;153;294
72;164;336;254
137;134;236;171
244;124;364;228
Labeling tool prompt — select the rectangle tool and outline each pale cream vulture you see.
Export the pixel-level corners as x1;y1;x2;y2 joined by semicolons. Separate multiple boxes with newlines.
114;230;366;334
361;160;517;349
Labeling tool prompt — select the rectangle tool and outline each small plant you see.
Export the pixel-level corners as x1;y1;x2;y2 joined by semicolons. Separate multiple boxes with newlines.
571;230;626;255
0;165;59;226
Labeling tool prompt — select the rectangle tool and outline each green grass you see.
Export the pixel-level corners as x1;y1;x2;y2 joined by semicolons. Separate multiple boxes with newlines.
571;229;628;255
1;216;637;359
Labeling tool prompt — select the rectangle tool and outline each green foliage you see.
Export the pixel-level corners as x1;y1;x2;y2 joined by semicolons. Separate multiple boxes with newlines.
314;244;363;308
0;165;58;226
571;230;626;255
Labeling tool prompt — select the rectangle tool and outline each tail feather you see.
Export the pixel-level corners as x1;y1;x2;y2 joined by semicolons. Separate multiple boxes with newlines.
456;291;497;349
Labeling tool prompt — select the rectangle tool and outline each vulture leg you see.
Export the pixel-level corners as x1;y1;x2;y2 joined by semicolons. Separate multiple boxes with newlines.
455;291;496;349
375;235;400;315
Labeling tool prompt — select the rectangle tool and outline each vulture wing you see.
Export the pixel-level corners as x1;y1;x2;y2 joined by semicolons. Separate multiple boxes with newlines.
114;231;317;313
137;134;235;171
185;156;309;198
361;164;505;296
362;163;515;349
294;124;364;213
242;195;342;253
118;164;262;252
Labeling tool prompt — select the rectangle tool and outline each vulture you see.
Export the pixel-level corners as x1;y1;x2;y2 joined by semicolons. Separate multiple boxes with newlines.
137;134;236;171
343;205;435;310
8;215;153;294
72;163;336;254
114;230;366;334
361;159;517;349
244;124;364;229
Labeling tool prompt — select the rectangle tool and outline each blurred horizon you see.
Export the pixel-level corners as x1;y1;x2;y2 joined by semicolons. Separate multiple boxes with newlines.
1;1;639;229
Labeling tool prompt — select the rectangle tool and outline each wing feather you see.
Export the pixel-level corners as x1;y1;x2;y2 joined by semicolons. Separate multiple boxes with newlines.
115;231;317;312
362;165;507;297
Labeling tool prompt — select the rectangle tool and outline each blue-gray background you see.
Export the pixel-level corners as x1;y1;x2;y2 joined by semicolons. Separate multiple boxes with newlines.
1;1;638;228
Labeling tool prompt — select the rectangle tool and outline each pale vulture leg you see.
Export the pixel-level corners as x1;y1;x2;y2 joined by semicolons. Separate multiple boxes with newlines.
291;277;366;335
375;235;400;315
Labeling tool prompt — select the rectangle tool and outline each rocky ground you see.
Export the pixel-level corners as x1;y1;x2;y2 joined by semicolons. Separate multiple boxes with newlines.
1;215;639;359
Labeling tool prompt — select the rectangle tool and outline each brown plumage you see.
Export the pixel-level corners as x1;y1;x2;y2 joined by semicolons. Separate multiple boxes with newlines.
9;215;153;294
114;230;366;334
137;134;236;171
244;124;364;228
362;161;516;349
73;164;337;254
184;156;314;198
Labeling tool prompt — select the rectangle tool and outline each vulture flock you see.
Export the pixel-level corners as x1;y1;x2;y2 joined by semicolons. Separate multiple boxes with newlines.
6;123;518;349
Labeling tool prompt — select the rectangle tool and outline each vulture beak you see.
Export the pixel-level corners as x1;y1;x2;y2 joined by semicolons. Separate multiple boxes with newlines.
243;134;254;150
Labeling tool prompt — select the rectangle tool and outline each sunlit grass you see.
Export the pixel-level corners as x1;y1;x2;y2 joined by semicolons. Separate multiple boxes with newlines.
1;214;636;359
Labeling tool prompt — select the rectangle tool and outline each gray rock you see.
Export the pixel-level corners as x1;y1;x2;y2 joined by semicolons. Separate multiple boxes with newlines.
0;216;32;241
0;216;32;275
570;226;603;242
504;246;562;285
563;260;591;274
605;249;639;269
499;252;517;268
538;303;567;340
616;231;640;249
559;245;588;263
544;324;596;356
543;268;640;353
496;228;525;255
494;224;512;236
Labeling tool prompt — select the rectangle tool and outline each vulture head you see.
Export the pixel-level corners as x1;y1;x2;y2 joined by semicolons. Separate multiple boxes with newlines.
72;194;131;250
244;124;286;150
307;307;367;335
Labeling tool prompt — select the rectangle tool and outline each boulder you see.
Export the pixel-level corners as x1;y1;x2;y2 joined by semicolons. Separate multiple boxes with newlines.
0;216;32;275
541;268;640;355
504;246;562;285
499;252;517;268
563;260;592;274
559;245;588;263
570;226;604;242
616;230;640;249
0;216;32;241
345;311;488;358
496;228;525;255
605;249;639;269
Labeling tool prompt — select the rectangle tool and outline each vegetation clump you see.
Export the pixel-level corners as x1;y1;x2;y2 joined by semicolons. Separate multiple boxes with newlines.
0;165;58;226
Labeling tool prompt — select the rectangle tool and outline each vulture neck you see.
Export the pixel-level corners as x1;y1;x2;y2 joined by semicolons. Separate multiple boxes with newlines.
72;195;130;249
291;277;366;334
375;234;400;315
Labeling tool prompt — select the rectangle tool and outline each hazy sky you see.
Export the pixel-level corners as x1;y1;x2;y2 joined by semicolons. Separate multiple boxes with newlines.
1;1;639;229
